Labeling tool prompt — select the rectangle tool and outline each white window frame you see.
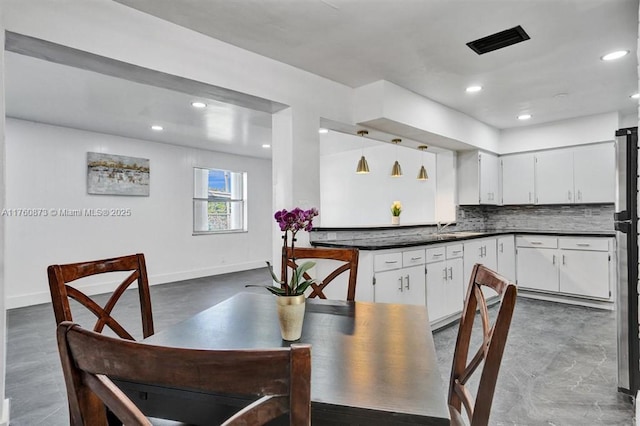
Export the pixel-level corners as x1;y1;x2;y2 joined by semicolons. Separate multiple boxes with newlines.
193;167;248;234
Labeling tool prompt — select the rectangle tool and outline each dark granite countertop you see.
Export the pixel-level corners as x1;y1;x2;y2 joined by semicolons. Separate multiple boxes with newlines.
311;229;616;250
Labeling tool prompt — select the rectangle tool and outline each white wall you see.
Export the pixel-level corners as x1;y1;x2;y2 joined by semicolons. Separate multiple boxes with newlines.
0;14;8;424
320;131;437;226
4;118;272;308
499;112;619;154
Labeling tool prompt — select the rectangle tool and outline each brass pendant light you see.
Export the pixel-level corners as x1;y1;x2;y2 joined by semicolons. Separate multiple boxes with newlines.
417;145;429;180
391;138;402;177
356;130;370;174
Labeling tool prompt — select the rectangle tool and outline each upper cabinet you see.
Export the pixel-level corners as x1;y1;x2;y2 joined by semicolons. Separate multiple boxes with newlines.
535;143;614;205
572;143;615;203
534;148;575;204
457;151;500;205
496;142;615;206
501;153;535;205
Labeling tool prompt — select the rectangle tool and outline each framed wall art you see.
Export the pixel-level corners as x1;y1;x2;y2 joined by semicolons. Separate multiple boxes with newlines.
87;152;150;196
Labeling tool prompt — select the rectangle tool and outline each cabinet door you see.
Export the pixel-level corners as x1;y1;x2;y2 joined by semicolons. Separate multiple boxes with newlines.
516;247;559;292
535;149;574;204
402;265;426;306
573;143;615;203
463;238;497;285
426;261;448;322
479;152;500;204
374;269;405;304
501;154;535;204
497;235;516;282
559;250;611;299
446;257;465;316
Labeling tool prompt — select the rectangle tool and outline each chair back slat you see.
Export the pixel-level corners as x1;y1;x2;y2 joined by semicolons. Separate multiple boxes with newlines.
57;322;311;426
282;247;359;301
448;263;517;426
47;253;154;340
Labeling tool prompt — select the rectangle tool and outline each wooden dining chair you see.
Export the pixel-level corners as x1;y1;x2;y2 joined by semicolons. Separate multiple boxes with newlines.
47;253;154;340
448;263;517;426
57;321;312;426
283;247;359;301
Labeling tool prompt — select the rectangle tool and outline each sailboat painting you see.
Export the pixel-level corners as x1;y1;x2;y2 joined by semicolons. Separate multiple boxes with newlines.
87;152;150;196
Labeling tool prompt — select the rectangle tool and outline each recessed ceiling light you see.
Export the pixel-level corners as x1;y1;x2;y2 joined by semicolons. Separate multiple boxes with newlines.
262;144;271;148
631;93;640;99
191;101;207;108
318;128;329;134
151;125;164;131
601;50;629;61
517;114;532;120
466;85;482;93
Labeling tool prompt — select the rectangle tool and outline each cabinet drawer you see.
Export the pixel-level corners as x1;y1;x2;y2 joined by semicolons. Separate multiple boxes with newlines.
403;249;426;267
374;252;403;271
516;235;558;249
446;244;464;259
426;246;446;263
559;237;609;252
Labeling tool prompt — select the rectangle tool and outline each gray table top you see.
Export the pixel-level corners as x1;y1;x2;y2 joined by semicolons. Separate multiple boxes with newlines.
144;292;450;425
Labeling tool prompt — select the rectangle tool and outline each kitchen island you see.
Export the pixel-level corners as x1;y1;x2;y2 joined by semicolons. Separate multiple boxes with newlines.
311;227;616;329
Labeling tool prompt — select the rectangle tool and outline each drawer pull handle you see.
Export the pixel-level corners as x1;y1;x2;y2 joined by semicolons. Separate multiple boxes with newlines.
385;260;398;264
405;275;410;290
432;254;443;257
531;241;543;245
398;277;403;292
410;257;422;261
452;250;462;254
576;243;590;247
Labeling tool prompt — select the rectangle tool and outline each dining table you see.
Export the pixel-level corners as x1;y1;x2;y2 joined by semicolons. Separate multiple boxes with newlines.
117;292;451;425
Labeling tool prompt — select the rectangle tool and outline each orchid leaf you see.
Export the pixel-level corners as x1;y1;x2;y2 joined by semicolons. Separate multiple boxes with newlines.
265;261;284;285
245;284;287;296
294;279;316;295
293;261;316;287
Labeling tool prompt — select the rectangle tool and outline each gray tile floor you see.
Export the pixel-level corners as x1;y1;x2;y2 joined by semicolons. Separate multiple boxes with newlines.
6;268;636;425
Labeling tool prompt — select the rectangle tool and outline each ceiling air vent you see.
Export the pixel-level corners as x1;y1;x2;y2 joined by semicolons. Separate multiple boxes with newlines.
466;25;530;55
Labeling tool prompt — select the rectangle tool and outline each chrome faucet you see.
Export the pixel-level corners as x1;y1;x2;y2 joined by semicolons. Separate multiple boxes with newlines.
436;221;453;234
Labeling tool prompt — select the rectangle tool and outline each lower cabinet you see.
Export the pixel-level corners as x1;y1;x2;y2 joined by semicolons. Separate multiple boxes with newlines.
516;235;612;300
375;265;426;305
426;244;464;323
373;249;426;306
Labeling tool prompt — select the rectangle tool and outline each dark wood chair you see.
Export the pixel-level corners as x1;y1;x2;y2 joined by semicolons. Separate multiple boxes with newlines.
47;253;153;340
282;247;359;301
448;263;517;426
57;321;312;426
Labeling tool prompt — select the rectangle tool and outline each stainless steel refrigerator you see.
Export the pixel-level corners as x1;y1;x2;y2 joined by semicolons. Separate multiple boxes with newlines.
615;126;639;395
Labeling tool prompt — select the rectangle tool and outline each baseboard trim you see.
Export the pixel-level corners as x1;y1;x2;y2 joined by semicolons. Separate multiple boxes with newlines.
518;290;615;310
7;260;265;309
0;398;10;426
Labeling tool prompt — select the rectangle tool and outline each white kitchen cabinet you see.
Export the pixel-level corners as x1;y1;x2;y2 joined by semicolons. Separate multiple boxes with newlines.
426;244;464;324
497;235;516;282
558;238;612;299
501;153;535;205
373;250;426;306
457;151;500;205
573;143;615;204
463;237;497;284
533;143;614;205
515;236;560;292
516;235;612;300
534;148;574;204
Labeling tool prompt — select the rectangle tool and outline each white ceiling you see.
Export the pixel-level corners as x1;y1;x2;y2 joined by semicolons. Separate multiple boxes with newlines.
5;1;639;160
116;0;639;130
4;52;274;159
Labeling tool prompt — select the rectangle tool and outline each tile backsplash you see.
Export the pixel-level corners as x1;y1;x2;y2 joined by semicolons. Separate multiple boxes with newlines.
310;204;614;242
456;204;614;232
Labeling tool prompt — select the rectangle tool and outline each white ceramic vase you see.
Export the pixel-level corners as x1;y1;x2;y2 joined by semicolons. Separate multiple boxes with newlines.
391;216;400;225
276;294;306;341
